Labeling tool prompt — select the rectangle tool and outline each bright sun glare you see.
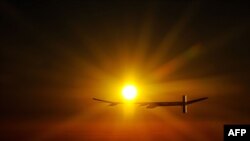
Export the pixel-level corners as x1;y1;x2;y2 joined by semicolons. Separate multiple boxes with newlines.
122;85;137;100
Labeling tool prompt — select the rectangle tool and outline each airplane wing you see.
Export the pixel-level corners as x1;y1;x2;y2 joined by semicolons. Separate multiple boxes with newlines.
93;96;208;113
144;97;208;109
186;97;208;104
92;98;122;106
148;97;208;106
135;101;183;108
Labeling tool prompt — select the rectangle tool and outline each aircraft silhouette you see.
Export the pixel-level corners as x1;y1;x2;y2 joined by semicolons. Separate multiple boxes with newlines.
93;95;208;113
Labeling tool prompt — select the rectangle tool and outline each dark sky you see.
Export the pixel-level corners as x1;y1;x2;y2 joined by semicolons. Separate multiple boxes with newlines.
0;1;250;141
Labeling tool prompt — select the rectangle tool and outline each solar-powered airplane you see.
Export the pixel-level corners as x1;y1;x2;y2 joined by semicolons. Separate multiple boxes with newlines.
93;95;208;113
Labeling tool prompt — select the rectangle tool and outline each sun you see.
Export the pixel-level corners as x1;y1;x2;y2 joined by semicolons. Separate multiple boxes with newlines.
122;85;137;100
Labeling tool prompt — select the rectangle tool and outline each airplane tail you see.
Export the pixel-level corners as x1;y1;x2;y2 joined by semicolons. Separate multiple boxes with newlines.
182;95;188;113
182;95;208;113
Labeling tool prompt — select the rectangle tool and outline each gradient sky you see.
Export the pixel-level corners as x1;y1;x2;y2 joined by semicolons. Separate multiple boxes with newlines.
0;1;250;141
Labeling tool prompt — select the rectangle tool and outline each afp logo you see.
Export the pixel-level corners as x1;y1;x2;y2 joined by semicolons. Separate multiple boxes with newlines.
224;125;249;141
